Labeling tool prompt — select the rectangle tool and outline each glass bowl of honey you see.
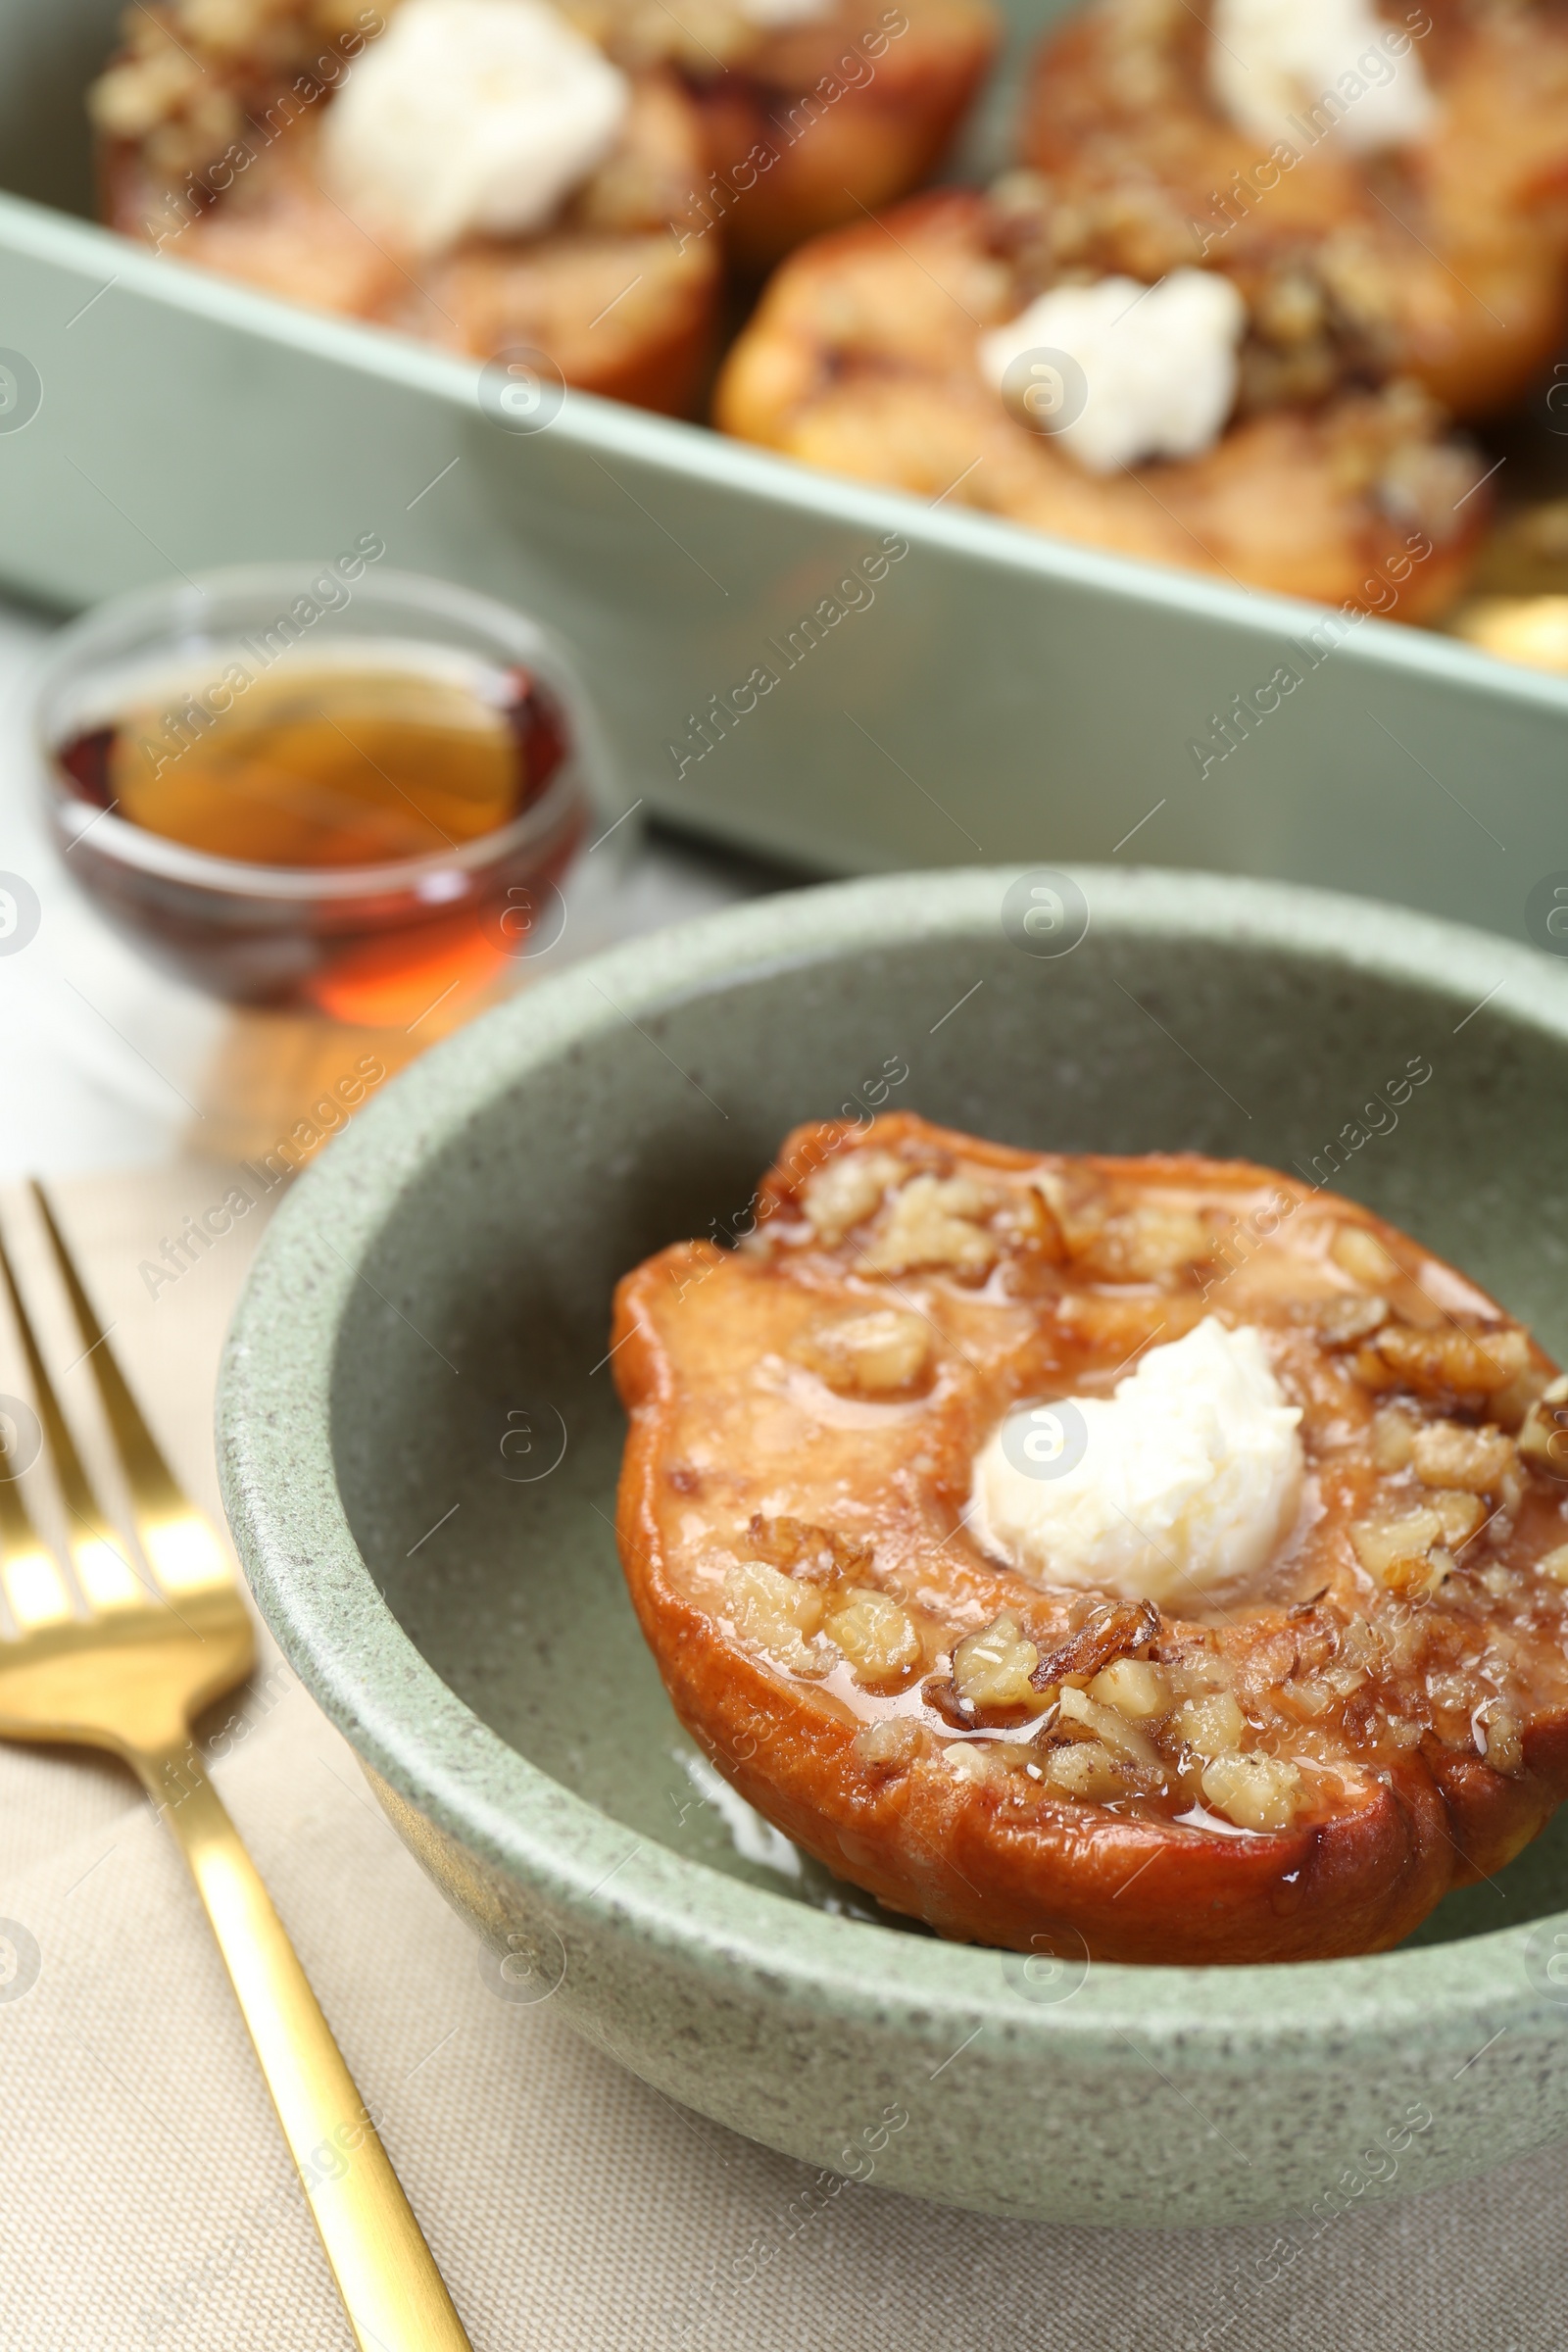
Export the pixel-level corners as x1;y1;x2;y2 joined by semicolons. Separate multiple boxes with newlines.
31;562;618;1027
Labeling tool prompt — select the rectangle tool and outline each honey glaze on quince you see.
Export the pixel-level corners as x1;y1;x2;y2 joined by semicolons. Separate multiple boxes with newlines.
612;1114;1568;1960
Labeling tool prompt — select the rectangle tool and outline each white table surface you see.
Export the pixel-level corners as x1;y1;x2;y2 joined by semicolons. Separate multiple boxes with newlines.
0;594;787;1178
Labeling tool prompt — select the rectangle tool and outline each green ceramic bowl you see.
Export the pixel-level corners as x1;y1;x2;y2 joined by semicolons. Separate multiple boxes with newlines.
218;867;1568;2230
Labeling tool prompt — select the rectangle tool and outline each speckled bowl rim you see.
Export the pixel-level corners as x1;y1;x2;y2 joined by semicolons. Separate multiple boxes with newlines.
218;867;1568;2062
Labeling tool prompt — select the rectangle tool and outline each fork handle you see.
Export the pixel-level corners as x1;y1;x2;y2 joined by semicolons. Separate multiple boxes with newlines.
139;1745;473;2351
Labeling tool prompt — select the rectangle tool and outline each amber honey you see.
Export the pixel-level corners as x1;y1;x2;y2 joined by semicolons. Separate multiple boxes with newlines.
57;653;566;867
48;642;585;1022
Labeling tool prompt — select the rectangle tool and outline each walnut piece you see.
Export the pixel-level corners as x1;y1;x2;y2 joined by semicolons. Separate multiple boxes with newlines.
1349;1503;1461;1597
796;1308;931;1396
824;1589;922;1682
1350;1505;1445;1580
1176;1691;1249;1758
89;49;204;139
1320;1295;1392;1350
1057;1683;1159;1767
1478;1705;1524;1777
180;0;291;55
952;1611;1041;1709
1001;1185;1068;1263
1035;1597;1161;1687
1072;1201;1209;1282
1410;1420;1515;1495
747;1514;870;1586
1428;1489;1487;1546
1370;1406;1416;1472
801;1150;904;1245
1493;1363;1552;1433
1043;1740;1127;1801
1088;1658;1172;1720
1200;1751;1304;1832
1332;1223;1398;1288
944;1740;1007;1786
859;1174;999;1278
723;1560;835;1677
853;1718;925;1769
1359;1323;1530;1399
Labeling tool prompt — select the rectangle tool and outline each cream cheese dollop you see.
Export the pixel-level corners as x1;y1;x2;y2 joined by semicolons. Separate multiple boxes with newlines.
978;270;1246;474
969;1319;1304;1608
1209;0;1437;155
321;0;631;254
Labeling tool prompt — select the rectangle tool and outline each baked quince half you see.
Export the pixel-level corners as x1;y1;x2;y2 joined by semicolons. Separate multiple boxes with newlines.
90;0;719;414
1018;0;1568;420
612;1113;1568;1964
569;0;1000;271
714;185;1487;613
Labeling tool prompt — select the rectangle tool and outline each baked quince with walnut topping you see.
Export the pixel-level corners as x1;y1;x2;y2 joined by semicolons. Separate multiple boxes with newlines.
612;1113;1568;1964
715;184;1487;612
1017;0;1568;421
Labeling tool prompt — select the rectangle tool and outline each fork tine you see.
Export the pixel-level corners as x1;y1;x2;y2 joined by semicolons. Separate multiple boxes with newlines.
30;1184;232;1597
0;1547;74;1632
0;1434;72;1633
0;1217;144;1615
0;1250;81;1629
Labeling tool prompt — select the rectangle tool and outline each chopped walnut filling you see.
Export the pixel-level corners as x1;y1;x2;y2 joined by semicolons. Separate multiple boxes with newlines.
89;0;369;182
888;1628;1320;1830
793;1147;1228;1298
724;1453;1566;1828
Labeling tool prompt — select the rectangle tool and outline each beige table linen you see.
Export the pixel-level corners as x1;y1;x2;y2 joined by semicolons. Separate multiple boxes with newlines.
1;1161;1564;2352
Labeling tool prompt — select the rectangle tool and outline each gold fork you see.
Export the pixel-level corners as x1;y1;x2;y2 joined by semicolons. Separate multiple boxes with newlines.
0;1184;472;2352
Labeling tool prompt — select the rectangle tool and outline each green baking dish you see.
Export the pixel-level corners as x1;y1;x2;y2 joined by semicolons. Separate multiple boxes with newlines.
2;0;1566;938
